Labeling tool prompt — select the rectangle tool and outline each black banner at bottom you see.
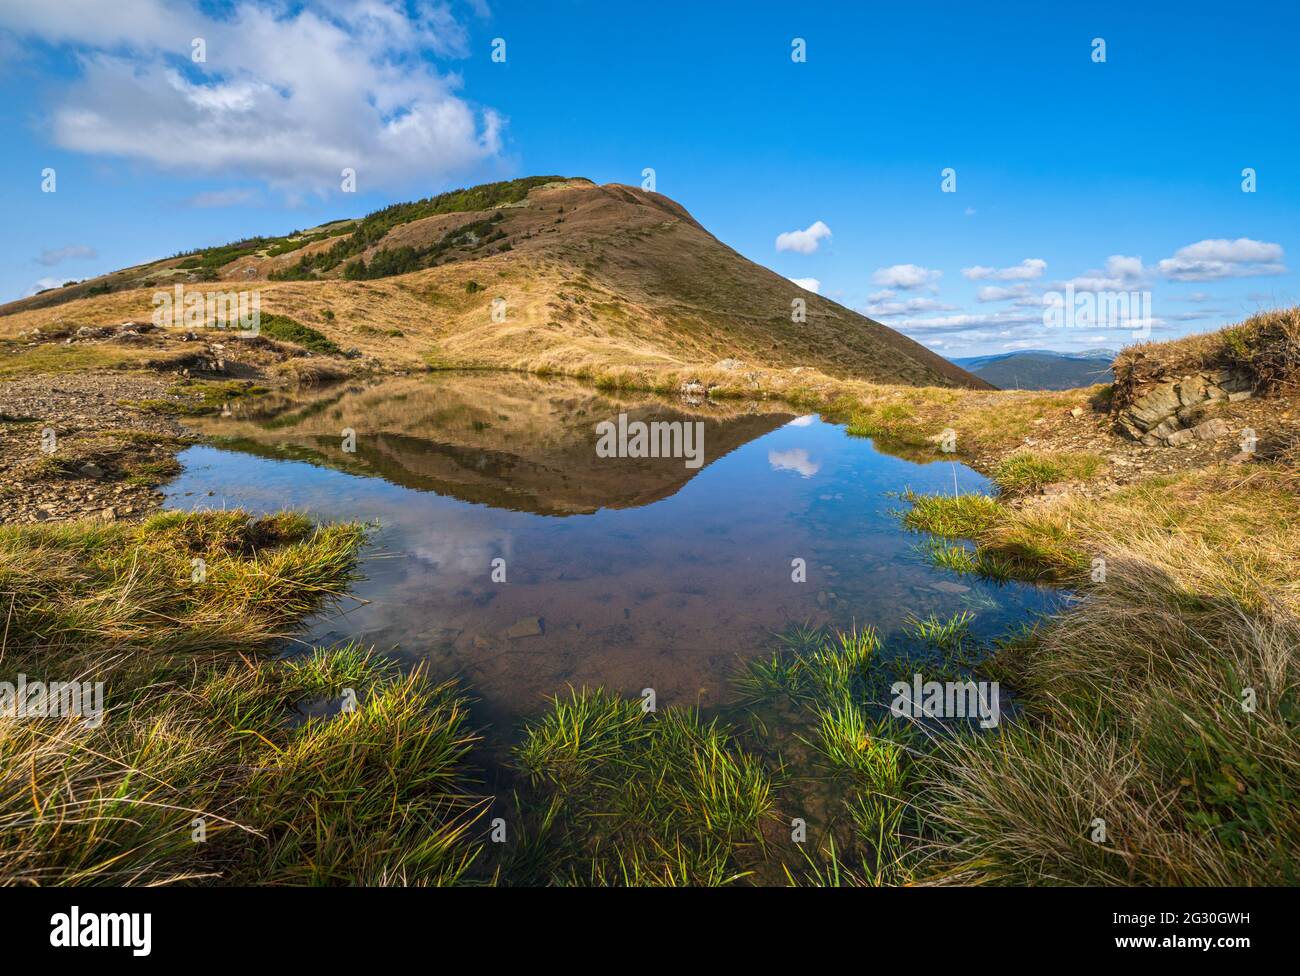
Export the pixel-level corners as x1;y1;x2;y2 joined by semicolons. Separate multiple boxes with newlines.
0;885;1282;962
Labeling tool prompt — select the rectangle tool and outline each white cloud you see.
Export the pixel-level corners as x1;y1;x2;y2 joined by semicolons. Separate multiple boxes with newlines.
768;448;819;478
1105;254;1145;280
0;1;501;194
864;296;955;317
870;264;942;290
893;311;1040;334
776;221;832;254
37;244;97;265
1156;238;1286;281
785;415;816;427
976;284;1029;302
962;258;1046;281
1059;255;1148;291
787;277;821;294
26;276;65;295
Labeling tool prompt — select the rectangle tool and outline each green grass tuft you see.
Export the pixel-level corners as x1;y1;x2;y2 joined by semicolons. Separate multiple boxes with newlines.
509;688;772;886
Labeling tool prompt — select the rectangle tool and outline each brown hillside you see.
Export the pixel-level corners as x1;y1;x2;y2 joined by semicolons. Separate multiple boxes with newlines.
0;178;988;390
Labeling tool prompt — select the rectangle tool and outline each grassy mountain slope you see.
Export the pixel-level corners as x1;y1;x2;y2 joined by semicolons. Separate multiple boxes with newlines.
0;178;988;390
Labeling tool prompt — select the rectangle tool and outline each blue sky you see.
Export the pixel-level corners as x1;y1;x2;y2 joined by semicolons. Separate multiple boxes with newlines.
1;0;1296;356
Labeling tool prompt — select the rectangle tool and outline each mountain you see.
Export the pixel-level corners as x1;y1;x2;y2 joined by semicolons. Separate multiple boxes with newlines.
951;349;1116;390
0;177;988;390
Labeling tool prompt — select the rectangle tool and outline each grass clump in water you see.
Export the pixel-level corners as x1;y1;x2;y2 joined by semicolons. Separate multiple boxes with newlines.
901;491;1074;583
737;626;929;885
901;489;1000;537
508;688;772;886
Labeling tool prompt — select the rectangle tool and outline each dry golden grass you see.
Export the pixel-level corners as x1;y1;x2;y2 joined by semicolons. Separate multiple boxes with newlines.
903;463;1300;885
1114;305;1300;409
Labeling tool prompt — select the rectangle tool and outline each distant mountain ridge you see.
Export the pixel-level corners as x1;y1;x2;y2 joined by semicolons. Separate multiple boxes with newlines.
951;349;1117;391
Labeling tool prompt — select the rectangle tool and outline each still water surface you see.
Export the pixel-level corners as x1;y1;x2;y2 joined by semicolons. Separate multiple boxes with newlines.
165;372;1055;724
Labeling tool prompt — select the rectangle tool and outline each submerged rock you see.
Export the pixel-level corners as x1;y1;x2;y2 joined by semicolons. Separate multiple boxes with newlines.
503;616;543;639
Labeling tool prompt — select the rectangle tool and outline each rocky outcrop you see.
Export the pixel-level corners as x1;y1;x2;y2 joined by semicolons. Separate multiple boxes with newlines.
1116;369;1251;446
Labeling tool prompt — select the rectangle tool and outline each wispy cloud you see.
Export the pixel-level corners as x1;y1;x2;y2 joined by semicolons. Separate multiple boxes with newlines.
864;296;955;317
962;258;1046;281
1156;238;1285;281
37;243;97;265
181;188;260;209
870;264;941;290
975;284;1031;302
25;275;65;295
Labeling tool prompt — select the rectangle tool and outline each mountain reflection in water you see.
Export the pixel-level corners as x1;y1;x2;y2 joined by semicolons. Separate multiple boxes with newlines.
169;372;1056;724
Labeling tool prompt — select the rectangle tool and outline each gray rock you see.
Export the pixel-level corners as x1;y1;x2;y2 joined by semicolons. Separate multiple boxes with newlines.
930;581;971;594
503;616;543;639
1128;383;1181;428
1175;374;1209;406
1149;417;1183;440
1191;418;1231;441
1220;372;1253;394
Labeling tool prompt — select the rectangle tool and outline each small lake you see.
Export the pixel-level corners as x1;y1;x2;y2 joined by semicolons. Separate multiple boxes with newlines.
165;372;1056;726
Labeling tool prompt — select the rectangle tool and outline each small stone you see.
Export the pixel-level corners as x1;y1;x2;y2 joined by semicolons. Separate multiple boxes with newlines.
930;581;971;594
1070;407;1084;418
503;616;543;639
1191;418;1231;441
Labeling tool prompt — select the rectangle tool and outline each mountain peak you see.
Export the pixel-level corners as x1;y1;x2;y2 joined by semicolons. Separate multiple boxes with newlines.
0;175;988;390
